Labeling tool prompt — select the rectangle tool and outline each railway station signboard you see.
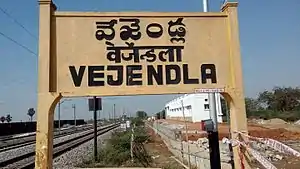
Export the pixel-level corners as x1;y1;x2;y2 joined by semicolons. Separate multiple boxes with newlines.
36;1;249;169
55;12;232;96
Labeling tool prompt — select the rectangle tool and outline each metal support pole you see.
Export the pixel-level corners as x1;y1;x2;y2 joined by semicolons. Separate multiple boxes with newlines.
58;99;71;132
203;0;221;168
181;100;191;169
72;104;76;126
113;104;116;123
203;0;208;12
93;96;98;161
98;110;101;125
208;93;218;130
208;93;221;169
109;111;111;121
122;107;125;121
207;129;221;169
58;101;61;133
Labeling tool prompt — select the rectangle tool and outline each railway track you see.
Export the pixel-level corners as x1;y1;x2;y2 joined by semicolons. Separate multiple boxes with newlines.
0;128;88;153
0;124;96;152
0;124;93;142
0;123;119;169
0;126;75;142
0;133;35;142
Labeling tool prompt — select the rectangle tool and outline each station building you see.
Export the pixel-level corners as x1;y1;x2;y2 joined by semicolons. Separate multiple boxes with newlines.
164;93;223;123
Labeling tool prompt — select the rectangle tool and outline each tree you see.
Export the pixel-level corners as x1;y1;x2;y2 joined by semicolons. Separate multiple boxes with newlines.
258;87;300;111
257;90;275;110
0;116;5;123
136;111;147;119
245;97;262;112
27;108;36;122
6;114;12;123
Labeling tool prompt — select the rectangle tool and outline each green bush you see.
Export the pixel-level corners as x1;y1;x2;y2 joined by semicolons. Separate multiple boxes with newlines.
134;127;149;143
131;117;145;126
95;124;150;167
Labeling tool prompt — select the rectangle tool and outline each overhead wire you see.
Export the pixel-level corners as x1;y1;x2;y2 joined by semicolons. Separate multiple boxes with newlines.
0;6;38;57
0;31;38;57
0;6;38;40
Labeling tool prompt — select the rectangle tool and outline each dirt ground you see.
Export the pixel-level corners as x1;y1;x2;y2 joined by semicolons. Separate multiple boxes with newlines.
145;127;185;169
156;119;300;168
158;119;300;141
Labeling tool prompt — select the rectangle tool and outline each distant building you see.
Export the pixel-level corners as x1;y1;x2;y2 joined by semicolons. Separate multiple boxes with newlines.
164;93;223;123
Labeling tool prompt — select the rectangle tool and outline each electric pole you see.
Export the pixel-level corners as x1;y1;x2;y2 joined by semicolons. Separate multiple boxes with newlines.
72;104;76;126
57;99;71;132
203;0;221;168
113;104;116;123
98;109;101;123
58;101;61;132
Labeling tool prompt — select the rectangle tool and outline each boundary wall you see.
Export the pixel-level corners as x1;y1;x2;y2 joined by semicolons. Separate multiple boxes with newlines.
150;121;232;169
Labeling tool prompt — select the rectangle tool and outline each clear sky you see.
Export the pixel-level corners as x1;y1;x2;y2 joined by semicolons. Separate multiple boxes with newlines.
0;0;299;122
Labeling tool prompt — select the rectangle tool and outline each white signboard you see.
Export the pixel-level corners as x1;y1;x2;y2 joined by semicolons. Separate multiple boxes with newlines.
126;120;131;128
194;88;225;93
120;123;126;129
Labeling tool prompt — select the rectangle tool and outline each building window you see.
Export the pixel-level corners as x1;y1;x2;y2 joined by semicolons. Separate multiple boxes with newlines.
204;104;209;110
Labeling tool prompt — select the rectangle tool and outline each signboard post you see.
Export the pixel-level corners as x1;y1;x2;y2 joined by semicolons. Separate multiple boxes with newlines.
88;96;102;161
93;97;97;161
35;1;249;168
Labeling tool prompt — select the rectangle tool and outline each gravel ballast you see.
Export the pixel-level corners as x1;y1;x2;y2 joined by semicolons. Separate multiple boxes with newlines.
53;127;118;169
0;125;114;169
0;128;94;164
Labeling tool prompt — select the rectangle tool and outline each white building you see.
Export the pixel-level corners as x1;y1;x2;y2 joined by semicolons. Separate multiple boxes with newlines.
164;93;223;123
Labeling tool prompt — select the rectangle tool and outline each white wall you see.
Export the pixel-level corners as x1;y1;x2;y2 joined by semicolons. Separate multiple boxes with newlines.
165;93;223;123
215;93;223;122
191;94;210;122
165;94;193;118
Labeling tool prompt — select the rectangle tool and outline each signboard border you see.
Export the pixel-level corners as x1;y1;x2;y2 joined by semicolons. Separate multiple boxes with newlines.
54;12;228;17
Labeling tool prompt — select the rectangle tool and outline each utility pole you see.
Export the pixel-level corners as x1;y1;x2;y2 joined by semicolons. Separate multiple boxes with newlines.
181;100;191;168
72;104;76;126
208;93;221;169
98;110;104;124
203;0;221;168
113;104;116;123
122;107;125;121
58;99;71;132
58;101;61;132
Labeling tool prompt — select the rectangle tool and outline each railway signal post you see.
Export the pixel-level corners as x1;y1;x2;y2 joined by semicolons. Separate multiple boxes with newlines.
93;97;98;161
88;97;102;161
